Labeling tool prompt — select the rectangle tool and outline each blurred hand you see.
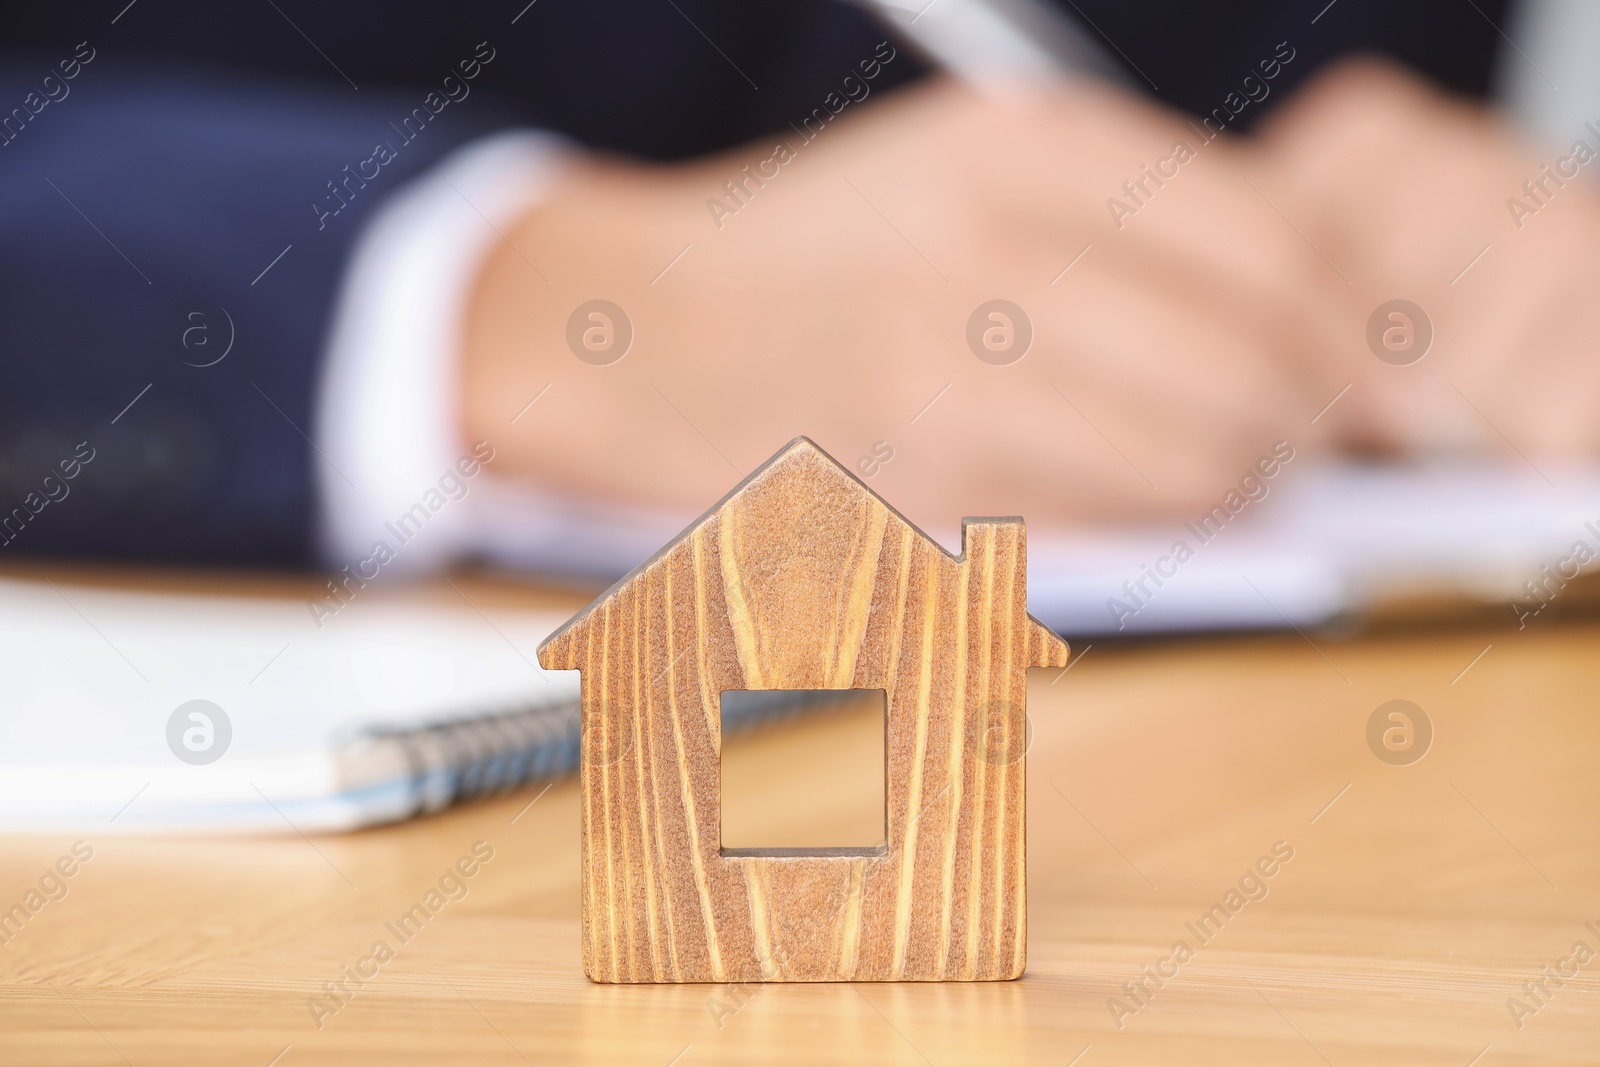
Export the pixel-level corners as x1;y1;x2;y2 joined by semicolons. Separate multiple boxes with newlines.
464;78;1343;532
1257;58;1600;464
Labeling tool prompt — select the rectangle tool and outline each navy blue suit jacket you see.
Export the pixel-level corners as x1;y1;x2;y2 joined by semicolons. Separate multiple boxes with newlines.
0;0;1506;566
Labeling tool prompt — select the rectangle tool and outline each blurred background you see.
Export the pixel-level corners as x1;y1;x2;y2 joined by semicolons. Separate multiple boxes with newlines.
4;0;1600;829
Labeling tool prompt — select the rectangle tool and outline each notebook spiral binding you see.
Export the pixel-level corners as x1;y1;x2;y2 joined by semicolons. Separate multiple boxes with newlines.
360;689;866;819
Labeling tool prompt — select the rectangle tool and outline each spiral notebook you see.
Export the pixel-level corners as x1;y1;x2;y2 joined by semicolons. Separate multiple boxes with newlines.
6;460;1597;833
0;577;829;834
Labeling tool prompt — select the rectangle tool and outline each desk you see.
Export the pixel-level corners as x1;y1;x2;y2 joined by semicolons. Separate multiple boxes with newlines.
2;573;1598;1065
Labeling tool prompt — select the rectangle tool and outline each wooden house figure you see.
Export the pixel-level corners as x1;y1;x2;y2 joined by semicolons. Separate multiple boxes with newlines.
538;437;1070;982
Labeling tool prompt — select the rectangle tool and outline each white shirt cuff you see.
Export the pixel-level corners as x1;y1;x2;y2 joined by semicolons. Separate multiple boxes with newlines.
313;129;688;578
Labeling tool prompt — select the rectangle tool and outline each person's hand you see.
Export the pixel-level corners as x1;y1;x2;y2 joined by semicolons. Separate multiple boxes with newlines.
464;77;1344;532
1256;58;1600;464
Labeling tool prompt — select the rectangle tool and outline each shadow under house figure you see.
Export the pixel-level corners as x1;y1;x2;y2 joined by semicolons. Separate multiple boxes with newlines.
538;437;1070;982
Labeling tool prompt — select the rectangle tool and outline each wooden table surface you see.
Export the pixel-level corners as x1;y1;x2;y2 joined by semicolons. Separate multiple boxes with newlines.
3;572;1599;1065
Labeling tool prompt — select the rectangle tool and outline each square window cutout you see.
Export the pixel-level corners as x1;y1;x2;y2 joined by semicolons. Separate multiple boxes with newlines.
718;689;886;856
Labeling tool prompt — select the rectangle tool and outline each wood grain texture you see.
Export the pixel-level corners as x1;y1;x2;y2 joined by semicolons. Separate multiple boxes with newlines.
4;568;1600;1064
537;438;1070;983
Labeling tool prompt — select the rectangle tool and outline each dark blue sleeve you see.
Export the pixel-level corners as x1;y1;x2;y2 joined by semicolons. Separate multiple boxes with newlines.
0;60;509;566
